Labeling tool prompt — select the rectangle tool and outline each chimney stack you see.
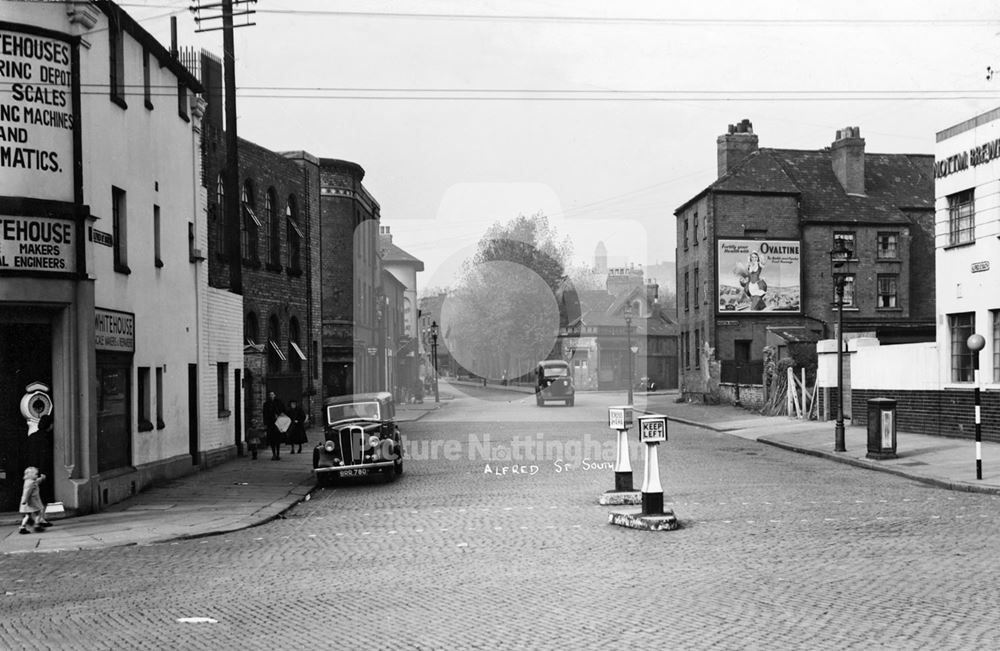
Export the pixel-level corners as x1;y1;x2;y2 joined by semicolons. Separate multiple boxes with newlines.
717;119;758;178
831;126;865;195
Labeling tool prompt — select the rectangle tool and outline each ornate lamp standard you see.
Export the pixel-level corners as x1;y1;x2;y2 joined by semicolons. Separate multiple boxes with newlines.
624;304;635;405
430;320;440;403
829;238;856;453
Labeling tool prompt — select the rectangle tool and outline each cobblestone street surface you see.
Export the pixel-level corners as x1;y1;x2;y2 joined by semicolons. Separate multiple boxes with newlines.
2;391;999;649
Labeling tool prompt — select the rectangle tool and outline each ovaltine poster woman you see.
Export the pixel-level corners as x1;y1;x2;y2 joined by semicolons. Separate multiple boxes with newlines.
739;251;768;311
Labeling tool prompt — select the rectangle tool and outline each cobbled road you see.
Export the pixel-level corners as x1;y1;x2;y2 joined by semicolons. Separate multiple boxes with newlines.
2;388;999;650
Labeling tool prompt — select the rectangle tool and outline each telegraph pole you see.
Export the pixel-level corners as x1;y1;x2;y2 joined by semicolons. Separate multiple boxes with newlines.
192;0;257;294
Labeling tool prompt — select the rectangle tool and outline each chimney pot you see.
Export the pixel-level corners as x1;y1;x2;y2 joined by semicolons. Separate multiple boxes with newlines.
717;120;759;178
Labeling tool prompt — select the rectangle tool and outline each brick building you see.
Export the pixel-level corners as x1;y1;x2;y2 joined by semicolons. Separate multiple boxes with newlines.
194;52;323;438
674;120;935;401
318;159;384;397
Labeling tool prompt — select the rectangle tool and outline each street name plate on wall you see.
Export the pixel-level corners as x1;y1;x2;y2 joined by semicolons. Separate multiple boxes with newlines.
638;414;667;443
95;308;135;353
971;261;990;273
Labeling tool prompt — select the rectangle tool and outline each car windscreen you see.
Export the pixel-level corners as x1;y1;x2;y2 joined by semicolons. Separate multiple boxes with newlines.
327;402;381;423
542;367;569;378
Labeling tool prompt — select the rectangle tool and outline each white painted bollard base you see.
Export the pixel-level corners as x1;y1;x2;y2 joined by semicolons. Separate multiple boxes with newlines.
608;509;680;531
599;490;642;506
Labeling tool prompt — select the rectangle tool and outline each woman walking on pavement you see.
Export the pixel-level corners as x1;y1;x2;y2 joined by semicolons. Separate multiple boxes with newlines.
285;399;308;454
263;391;286;460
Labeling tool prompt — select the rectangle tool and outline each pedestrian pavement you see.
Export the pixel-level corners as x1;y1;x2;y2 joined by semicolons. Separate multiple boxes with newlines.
3;389;998;555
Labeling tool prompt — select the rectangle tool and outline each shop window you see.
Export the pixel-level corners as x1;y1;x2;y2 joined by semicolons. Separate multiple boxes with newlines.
877;275;898;308
217;362;229;417
876;232;898;259
112;186;130;274
138;367;153;431
948;189;975;246
949;312;975;382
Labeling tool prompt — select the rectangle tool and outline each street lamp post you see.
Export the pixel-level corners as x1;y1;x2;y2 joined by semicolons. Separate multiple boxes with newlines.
968;333;986;480
430;320;440;404
829;238;856;453
624;305;634;405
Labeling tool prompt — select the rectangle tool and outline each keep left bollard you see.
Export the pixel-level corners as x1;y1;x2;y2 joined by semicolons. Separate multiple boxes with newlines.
599;406;641;505
608;414;680;531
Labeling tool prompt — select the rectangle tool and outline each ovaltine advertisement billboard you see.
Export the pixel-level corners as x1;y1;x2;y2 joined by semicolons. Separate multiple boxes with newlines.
717;239;801;314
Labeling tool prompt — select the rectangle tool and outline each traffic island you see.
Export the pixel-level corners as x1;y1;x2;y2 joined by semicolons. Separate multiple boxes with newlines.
608;414;681;532
608;508;680;531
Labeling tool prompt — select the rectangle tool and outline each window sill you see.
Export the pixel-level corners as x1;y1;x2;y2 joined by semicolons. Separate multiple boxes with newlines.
876;306;902;312
875;257;900;263
944;241;975;251
138;420;154;432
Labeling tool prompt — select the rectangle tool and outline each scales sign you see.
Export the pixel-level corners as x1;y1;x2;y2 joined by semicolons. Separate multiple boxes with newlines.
0;27;76;201
717;239;801;314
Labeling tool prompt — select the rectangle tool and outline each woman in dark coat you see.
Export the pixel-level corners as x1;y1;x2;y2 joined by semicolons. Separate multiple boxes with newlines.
285;399;308;454
263;391;286;460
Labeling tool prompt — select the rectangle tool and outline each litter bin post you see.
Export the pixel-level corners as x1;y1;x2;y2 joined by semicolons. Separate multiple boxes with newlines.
866;398;897;460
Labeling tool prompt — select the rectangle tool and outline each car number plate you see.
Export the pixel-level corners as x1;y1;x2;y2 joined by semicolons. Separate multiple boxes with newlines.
339;468;369;477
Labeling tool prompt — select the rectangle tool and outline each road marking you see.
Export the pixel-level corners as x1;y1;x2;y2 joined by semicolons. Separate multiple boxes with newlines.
177;617;218;624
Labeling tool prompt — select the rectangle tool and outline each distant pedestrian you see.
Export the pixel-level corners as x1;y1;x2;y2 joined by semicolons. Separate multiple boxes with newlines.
285;399;308;454
263;391;287;460
19;466;48;534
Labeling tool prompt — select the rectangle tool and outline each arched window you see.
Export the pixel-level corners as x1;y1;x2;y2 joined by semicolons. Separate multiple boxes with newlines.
241;180;259;263
244;311;258;347
286;195;302;272
288;317;304;373
266;188;280;266
267;315;284;373
215;172;226;255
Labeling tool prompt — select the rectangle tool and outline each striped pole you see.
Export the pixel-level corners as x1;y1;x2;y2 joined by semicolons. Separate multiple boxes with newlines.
967;334;985;481
975;359;982;481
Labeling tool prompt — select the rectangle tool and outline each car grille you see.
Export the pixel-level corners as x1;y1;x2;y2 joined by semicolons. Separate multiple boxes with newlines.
338;426;366;464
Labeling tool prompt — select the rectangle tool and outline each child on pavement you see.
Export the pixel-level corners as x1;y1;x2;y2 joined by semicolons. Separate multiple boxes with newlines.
19;466;48;534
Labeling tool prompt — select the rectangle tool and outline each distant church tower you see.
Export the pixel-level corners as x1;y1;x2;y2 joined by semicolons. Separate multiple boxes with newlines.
594;241;608;276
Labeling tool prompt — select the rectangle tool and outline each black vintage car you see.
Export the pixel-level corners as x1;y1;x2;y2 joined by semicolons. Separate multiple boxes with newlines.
313;392;404;484
535;360;575;407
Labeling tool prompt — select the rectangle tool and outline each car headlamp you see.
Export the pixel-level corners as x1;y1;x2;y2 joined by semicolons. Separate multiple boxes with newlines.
324;440;336;453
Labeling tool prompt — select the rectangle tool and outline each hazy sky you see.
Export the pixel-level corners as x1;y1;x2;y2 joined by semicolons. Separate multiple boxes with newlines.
125;0;1000;289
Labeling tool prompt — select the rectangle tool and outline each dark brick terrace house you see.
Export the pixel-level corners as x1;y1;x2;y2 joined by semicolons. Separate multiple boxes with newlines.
674;120;935;400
